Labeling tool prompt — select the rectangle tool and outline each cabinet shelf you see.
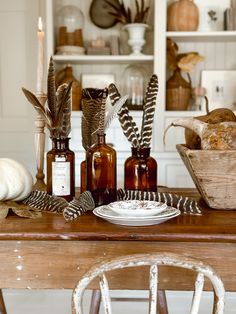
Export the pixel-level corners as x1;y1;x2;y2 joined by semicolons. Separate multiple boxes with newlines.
52;54;154;64
164;110;204;117
166;31;236;42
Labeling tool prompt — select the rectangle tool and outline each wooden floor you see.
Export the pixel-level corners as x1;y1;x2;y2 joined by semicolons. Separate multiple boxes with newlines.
2;290;236;314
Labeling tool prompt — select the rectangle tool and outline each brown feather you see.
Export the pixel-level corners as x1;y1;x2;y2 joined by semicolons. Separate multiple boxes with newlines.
22;58;72;139
50;83;72;138
22;87;52;127
47;57;57;120
81;88;105;150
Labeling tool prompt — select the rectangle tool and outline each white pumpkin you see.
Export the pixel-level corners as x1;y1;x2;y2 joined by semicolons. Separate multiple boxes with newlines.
0;158;33;201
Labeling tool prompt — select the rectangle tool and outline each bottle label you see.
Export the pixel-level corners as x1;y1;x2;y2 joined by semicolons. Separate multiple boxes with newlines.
52;161;70;196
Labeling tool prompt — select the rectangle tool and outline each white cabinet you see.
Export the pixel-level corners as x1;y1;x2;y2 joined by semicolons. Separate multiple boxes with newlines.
45;0;236;188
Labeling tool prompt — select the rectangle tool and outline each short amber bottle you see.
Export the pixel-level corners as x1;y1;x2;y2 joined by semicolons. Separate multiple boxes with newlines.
124;147;157;192
86;133;117;206
47;137;75;201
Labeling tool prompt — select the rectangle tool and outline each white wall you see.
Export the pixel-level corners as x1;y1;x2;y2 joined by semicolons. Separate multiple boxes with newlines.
0;0;40;177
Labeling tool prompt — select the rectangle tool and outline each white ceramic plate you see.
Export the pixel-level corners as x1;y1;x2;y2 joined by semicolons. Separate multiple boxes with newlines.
93;206;181;226
108;200;167;217
94;205;178;220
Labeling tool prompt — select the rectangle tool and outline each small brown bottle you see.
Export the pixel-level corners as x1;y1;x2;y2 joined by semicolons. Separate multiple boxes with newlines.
86;133;117;206
47;137;75;201
124;147;157;192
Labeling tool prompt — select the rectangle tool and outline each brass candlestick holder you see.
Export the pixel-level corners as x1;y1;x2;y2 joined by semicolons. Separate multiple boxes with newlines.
33;92;47;191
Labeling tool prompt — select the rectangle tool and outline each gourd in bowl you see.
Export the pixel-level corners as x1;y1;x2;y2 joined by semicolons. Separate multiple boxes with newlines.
0;158;33;201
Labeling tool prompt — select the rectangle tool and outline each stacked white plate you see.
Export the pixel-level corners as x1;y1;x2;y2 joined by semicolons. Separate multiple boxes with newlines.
93;200;180;226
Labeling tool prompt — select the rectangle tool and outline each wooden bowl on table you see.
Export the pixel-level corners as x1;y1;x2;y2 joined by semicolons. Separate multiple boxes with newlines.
176;144;236;210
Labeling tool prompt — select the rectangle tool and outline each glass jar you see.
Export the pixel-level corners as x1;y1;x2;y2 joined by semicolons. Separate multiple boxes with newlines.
124;147;157;192
122;65;147;110
47;137;75;201
86;133;117;206
56;4;85;54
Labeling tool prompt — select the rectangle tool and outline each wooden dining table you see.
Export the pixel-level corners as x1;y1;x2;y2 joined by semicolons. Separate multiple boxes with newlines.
0;187;236;293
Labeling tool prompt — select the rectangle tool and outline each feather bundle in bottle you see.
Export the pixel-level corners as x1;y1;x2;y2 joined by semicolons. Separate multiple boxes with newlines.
81;86;128;150
81;88;107;150
22;57;72;139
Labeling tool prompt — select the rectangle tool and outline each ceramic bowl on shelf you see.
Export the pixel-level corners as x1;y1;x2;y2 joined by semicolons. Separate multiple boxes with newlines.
56;45;85;55
108;200;167;217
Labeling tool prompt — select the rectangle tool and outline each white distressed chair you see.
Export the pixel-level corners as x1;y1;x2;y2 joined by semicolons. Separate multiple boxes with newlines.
72;253;225;314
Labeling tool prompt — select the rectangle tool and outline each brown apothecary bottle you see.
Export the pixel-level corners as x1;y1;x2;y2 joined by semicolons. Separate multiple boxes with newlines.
80;159;86;194
124;147;157;192
47;137;75;201
86;133;117;206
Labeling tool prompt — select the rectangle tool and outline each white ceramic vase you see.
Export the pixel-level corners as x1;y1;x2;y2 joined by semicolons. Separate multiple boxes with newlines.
124;23;148;56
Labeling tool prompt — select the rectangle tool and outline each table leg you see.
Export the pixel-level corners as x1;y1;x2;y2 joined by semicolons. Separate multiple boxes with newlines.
0;290;7;314
89;290;101;314
157;290;168;314
89;289;168;314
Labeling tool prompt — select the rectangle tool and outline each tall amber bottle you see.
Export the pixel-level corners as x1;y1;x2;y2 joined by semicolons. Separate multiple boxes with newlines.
47;137;75;201
86;133;117;206
124;147;157;192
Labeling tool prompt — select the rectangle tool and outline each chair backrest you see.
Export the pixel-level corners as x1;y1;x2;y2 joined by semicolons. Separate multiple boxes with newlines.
72;252;225;314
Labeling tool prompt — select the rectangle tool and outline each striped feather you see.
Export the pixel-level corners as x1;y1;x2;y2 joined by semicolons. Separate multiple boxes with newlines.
47;57;57;121
63;191;95;221
108;84;141;147
118;106;141;147
117;189;201;215
55;83;72;138
140;74;158;147
63;200;85;220
98;88;108;133
23;190;95;219
108;83;121;105
81;88;105;150
23;190;68;213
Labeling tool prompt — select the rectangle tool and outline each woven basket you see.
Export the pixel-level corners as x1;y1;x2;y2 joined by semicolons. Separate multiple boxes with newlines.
177;144;236;210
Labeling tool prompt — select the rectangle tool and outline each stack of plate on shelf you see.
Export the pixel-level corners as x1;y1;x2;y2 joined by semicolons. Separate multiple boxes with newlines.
93;200;180;226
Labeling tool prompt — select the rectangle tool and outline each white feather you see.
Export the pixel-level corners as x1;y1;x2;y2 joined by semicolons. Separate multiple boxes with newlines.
104;95;128;130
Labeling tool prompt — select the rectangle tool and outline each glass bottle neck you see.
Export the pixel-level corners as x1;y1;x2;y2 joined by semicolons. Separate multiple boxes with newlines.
97;133;106;144
51;138;70;150
131;147;150;158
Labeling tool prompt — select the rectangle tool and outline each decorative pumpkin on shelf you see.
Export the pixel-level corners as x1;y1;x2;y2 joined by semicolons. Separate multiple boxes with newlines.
166;38;204;111
167;0;199;31
0;158;33;201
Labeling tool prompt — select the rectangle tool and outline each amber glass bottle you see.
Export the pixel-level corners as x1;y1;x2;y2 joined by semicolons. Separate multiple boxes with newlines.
80;159;86;193
86;133;117;206
47;138;75;201
124;147;157;192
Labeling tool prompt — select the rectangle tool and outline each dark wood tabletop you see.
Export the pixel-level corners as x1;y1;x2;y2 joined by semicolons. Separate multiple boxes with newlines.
0;187;235;243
